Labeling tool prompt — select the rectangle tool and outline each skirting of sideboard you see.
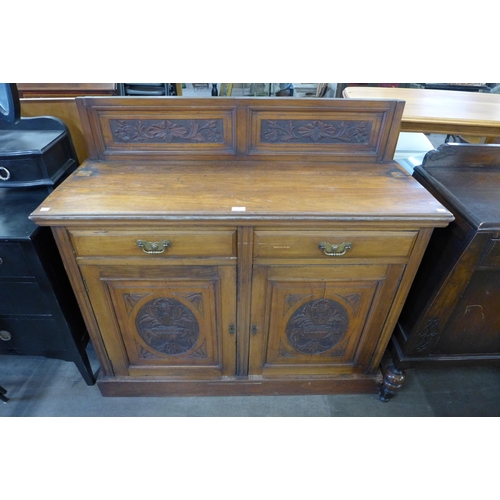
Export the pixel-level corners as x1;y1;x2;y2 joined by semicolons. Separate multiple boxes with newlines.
96;373;383;397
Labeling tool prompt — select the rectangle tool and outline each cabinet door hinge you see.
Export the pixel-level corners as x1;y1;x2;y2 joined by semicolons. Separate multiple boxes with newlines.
229;324;236;335
82;278;89;293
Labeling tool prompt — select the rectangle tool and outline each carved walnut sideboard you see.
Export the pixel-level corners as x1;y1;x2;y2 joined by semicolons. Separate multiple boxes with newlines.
30;97;453;397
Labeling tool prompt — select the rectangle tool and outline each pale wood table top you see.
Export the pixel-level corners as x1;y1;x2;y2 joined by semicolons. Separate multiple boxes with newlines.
343;87;500;139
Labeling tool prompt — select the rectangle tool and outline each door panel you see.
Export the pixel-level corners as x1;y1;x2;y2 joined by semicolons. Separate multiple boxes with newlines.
80;264;236;378
249;264;402;377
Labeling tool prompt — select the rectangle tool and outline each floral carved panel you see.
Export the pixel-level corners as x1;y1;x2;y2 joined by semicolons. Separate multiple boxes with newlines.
261;120;370;144
286;298;349;355
135;297;200;355
110;119;224;144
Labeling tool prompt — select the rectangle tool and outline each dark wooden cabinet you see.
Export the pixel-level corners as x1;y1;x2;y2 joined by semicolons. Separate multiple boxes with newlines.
384;143;500;399
0;91;95;385
30;97;452;397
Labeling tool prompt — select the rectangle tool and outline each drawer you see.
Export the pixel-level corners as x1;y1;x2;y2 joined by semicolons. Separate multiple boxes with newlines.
480;239;500;267
0;243;32;277
0;317;65;355
69;229;237;258
0;156;43;183
0;281;50;315
253;230;418;259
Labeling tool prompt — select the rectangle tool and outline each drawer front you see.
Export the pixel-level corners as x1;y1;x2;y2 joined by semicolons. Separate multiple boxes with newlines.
480;239;500;267
0;317;65;355
0;156;42;183
0;281;49;315
0;243;32;277
70;229;237;258
253;230;418;259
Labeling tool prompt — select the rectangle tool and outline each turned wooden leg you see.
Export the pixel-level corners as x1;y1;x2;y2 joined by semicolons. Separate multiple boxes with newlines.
379;365;406;402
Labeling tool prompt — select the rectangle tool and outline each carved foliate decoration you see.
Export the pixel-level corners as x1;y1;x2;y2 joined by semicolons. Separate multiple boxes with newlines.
123;293;152;315
329;337;349;357
136;339;207;359
185;341;208;359
424;145;457;162
261;120;370;144
135;298;199;355
173;292;205;317
343;294;362;314
111;119;223;144
278;340;297;358
137;342;158;359
415;317;440;353
286;299;349;354
283;293;314;315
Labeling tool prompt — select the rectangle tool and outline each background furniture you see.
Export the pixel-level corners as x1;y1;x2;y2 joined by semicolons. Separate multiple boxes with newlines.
17;83;117;98
393;132;435;174
384;143;500;399
20;98;88;164
117;83;182;96
31;97;452;397
418;83;492;92
0;84;95;385
335;83;408;98
343;86;500;142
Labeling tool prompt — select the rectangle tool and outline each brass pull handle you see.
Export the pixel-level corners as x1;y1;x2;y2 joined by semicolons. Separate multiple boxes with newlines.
318;241;352;256
136;239;171;254
0;166;11;181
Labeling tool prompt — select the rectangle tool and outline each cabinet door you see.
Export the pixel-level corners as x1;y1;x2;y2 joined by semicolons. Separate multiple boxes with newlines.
248;264;404;377
80;264;236;379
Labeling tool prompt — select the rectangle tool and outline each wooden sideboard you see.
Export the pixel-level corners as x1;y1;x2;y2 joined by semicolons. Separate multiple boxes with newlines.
30;97;453;397
384;143;500;399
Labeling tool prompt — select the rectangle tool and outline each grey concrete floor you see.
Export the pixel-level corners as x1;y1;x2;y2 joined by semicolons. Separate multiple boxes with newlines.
2;342;500;417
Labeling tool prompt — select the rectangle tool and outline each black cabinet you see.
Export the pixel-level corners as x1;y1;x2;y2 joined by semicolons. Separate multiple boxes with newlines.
0;84;94;385
381;143;500;400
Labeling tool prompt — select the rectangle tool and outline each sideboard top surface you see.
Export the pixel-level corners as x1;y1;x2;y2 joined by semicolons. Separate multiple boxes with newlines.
31;160;452;226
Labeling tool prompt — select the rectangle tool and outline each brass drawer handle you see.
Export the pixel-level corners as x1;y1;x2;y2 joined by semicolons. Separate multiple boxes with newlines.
318;241;352;256
0;166;11;181
136;239;171;254
0;330;12;341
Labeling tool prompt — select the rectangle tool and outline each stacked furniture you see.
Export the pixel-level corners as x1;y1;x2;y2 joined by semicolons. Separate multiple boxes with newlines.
0;84;95;386
30;96;452;397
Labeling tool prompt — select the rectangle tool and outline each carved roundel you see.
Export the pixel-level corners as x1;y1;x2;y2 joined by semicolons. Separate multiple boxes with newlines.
286;298;349;354
135;298;199;355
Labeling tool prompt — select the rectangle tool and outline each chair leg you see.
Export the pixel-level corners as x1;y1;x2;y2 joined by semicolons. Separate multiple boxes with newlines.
0;385;9;403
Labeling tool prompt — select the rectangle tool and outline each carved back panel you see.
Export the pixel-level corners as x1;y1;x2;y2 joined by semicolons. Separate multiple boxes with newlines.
76;97;404;163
